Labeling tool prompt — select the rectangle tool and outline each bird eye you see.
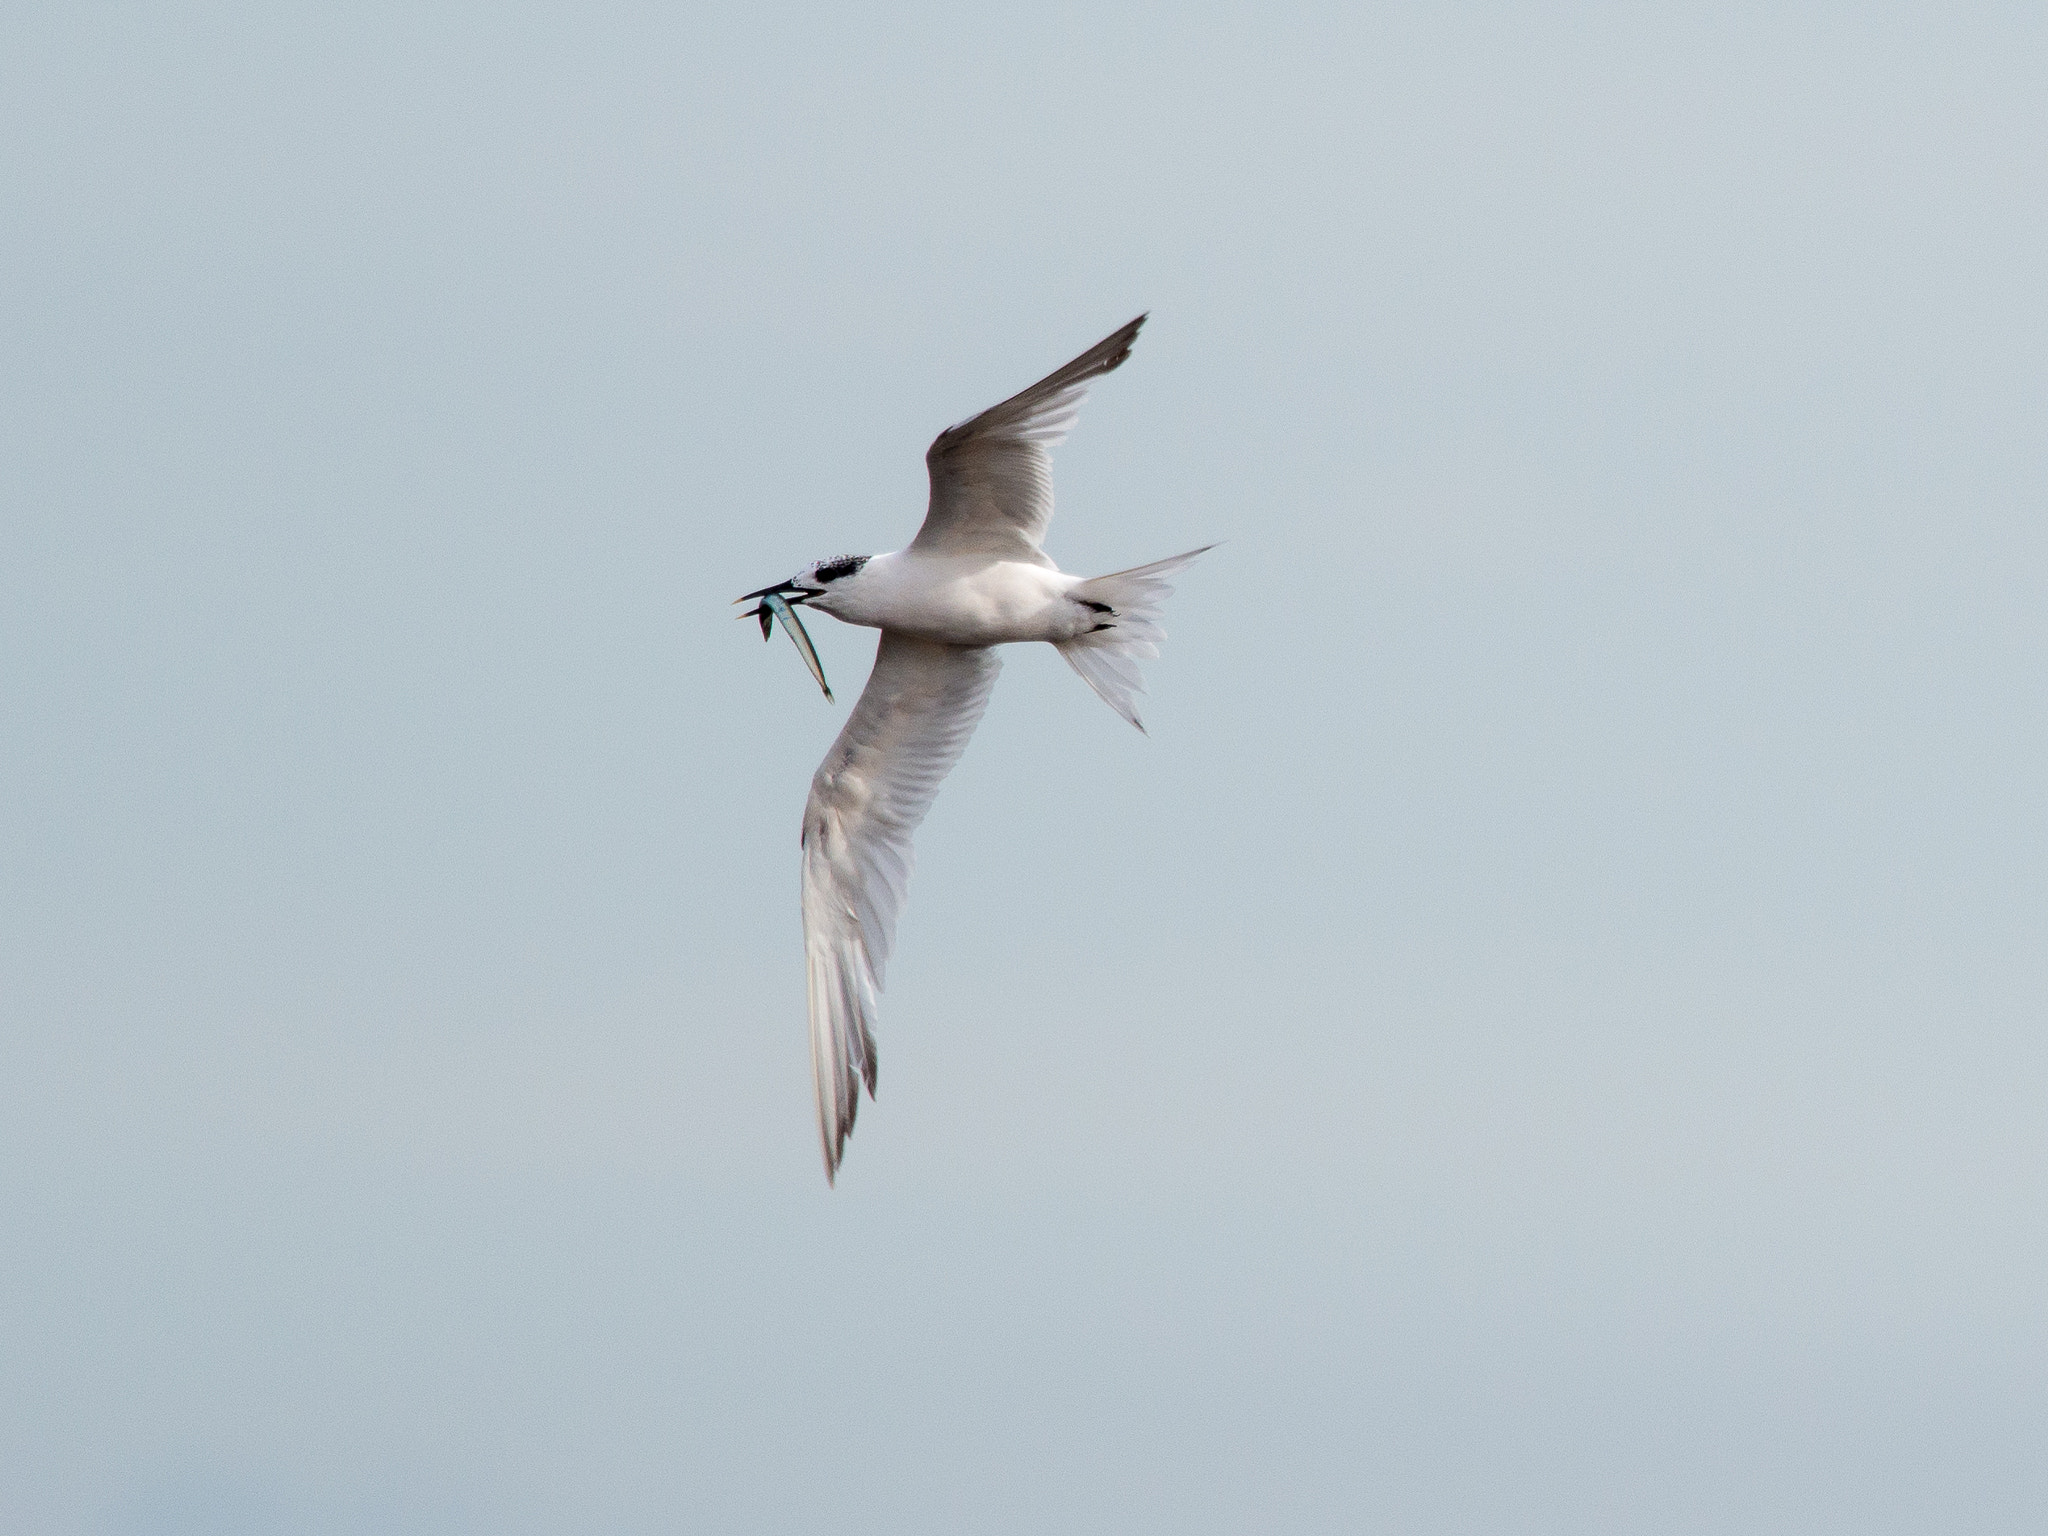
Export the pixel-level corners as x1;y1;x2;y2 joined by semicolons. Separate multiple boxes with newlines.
815;556;868;583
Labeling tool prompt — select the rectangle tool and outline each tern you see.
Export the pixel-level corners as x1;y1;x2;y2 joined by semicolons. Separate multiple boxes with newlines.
740;315;1211;1181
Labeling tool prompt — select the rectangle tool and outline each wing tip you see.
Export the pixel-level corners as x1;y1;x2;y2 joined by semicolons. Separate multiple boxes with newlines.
1100;312;1147;373
928;312;1152;459
816;1022;880;1187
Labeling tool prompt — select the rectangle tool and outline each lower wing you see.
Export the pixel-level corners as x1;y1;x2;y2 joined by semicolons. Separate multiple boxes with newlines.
800;632;1004;1181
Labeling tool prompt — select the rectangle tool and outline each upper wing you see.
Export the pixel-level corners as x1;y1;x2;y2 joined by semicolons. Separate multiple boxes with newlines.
909;315;1147;564
800;632;1004;1181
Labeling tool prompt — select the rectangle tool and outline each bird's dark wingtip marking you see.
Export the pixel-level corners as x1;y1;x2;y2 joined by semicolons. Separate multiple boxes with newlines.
1109;315;1145;367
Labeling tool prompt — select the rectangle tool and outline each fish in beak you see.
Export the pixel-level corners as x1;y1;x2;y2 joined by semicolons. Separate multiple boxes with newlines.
736;584;833;702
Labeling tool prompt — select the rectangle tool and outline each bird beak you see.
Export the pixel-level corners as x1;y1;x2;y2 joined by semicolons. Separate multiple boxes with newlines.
738;591;833;702
735;580;817;605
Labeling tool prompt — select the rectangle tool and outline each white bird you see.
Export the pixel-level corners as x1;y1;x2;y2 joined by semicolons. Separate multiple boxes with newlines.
739;315;1211;1182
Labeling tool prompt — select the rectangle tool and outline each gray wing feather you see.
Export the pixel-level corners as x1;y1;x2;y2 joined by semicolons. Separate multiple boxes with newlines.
910;315;1146;563
800;633;1004;1181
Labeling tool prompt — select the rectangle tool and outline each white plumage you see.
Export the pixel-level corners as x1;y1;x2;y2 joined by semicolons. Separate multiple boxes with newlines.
741;315;1211;1180
800;635;1001;1168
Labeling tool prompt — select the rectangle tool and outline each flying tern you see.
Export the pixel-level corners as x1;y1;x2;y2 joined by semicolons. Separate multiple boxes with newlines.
740;315;1211;1181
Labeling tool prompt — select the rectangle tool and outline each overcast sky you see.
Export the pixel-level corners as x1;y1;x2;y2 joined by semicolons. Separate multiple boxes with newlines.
4;3;2046;1532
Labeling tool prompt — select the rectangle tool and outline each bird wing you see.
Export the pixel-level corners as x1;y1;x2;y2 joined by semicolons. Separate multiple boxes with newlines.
909;315;1146;564
801;632;1004;1181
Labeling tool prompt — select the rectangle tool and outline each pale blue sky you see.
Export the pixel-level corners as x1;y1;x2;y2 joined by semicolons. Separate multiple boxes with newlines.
4;3;2045;1531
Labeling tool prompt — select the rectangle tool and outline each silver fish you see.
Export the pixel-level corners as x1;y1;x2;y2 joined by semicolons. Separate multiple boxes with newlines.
761;591;833;702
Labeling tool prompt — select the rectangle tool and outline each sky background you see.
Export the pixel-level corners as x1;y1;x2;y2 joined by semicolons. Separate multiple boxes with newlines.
4;2;2046;1531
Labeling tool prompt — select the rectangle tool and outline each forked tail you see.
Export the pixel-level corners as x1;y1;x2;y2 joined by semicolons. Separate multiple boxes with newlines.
1056;544;1215;732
